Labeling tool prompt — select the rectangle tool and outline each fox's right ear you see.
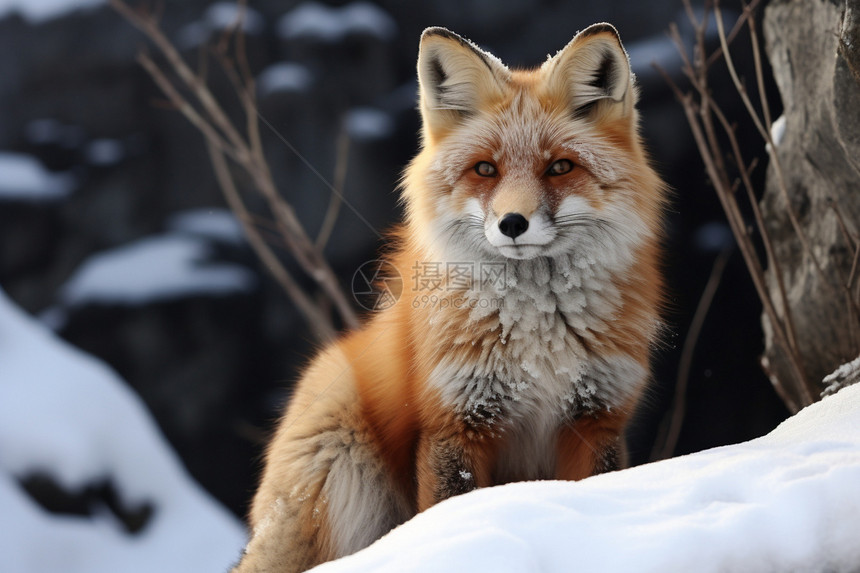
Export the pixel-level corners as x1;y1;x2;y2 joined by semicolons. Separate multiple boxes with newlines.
417;27;509;142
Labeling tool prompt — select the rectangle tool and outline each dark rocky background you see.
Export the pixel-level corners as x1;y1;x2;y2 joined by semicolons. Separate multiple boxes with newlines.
0;0;790;519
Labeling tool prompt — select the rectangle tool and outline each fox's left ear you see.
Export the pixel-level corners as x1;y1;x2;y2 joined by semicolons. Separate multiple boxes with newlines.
542;23;635;118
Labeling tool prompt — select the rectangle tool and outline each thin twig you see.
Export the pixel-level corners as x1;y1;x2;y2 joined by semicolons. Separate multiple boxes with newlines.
747;7;773;138
112;0;361;333
652;247;731;461
849;238;860;292
829;198;859;253
706;95;799;356
655;62;807;409
316;130;350;250
207;140;336;341
704;0;763;69
716;0;838;308
137;51;236;161
111;0;249;156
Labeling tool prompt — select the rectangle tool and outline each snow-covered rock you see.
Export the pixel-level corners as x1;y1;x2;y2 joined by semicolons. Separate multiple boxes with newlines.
203;2;263;34
0;287;246;572
344;107;394;141
315;384;860;572
277;1;396;43
177;2;264;48
166;208;247;246
0;152;75;201
0;0;104;23
84;138;125;167
58;234;256;308
256;62;314;97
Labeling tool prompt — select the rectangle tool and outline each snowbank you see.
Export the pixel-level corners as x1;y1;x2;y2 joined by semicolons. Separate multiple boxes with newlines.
315;384;860;572
0;287;246;572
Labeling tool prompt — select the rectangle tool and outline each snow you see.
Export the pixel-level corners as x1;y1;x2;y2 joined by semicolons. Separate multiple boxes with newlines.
0;151;75;201
204;2;263;34
25;118;87;148
85;138;125;166
626;36;681;78
166;208;247;245
770;114;786;147
277;1;396;43
315;384;860;573
256;62;314;97
825;356;860;383
823;355;860;396
0;287;246;572
177;2;264;49
345;107;394;141
0;0;104;23
59;234;256;308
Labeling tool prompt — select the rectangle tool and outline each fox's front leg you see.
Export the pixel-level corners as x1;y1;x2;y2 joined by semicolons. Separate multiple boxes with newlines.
415;422;497;511
555;410;629;480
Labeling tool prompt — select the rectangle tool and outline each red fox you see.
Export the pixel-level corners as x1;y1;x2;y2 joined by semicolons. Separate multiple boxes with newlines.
233;23;666;572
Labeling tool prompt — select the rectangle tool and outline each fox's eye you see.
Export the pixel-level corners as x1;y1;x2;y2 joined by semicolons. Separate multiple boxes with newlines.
474;161;497;177
547;159;574;176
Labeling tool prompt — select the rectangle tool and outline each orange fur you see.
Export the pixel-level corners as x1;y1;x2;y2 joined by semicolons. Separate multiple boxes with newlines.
233;23;666;572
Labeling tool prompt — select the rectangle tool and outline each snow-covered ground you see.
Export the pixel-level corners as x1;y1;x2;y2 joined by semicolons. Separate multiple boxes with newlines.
4;273;860;573
316;383;860;572
4;269;859;572
2;204;857;572
0;287;246;572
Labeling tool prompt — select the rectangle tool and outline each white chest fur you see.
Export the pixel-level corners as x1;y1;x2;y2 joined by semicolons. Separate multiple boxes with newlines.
427;253;649;429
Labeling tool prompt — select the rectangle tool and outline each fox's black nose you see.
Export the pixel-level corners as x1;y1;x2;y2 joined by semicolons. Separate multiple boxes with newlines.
498;213;529;239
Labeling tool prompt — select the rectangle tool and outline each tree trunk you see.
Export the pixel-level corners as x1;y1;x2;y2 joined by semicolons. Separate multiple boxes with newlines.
761;0;860;412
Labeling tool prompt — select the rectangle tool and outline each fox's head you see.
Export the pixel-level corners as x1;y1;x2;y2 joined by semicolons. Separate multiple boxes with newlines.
402;25;665;273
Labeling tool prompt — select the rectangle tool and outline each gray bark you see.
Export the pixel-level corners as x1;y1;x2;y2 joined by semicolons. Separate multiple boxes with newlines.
762;0;860;411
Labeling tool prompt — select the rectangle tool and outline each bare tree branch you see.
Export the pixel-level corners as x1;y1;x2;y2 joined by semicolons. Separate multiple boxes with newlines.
655;0;817;412
207;140;336;341
111;0;361;338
